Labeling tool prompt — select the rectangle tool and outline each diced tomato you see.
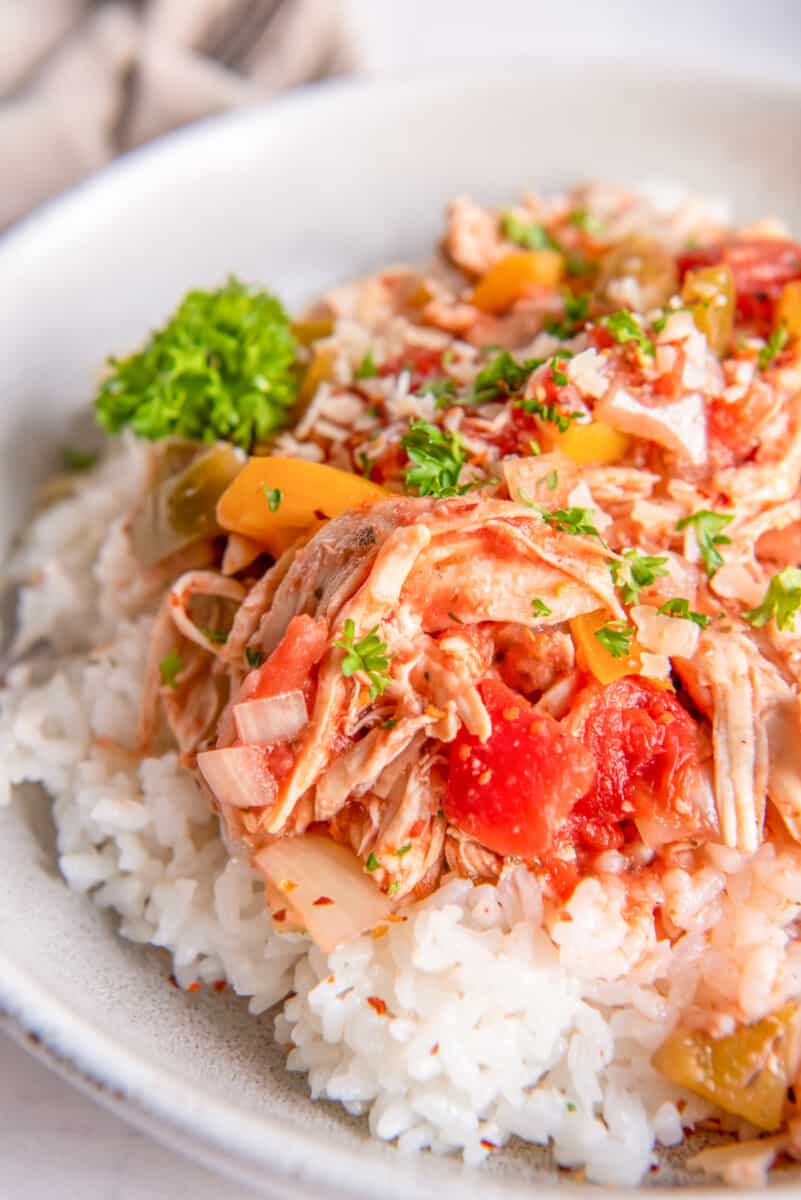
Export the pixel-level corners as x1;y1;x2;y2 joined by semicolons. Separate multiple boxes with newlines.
568;677;705;851
249;614;329;706
444;678;595;857
379;347;443;389
678;238;801;331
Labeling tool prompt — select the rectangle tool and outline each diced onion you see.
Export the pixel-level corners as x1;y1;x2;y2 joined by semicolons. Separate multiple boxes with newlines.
255;835;392;952
197;745;276;809
233;691;308;746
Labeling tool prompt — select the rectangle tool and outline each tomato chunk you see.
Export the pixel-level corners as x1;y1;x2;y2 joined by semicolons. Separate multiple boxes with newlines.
445;679;595;857
568;677;706;850
250;614;329;705
678;238;801;330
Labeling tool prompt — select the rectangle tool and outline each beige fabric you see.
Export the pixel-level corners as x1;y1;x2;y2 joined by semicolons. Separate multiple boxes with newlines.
0;0;357;230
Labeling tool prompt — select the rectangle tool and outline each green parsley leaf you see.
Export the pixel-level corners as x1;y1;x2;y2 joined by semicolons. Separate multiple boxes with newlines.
544;290;591;339
528;438;541;456
567;208;605;236
594;621;634;659
531;598;552;617
202;627;228;644
537;506;602;540
544;469;558;491
744;567;801;632
500;213;559;251
159;649;183;688
380;716;398;730
245;646;263;668
358;451;374;480
758;326;789;371
263;486;282;512
469;350;541;405
62;447;98;473
401;421;468;498
676;509;733;575
602;309;655;357
365;852;380;872
387;881;400;895
657;598;711;628
355;348;378;379
394;843;412;857
418;377;458;408
610;550;669;605
550;357;570;387
334;618;393;700
95;278;297;450
565;252;594;278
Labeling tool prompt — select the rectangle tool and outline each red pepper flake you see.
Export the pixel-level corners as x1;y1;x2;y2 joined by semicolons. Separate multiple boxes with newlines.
313;508;329;521
676;1098;687;1113
478;769;492;785
367;996;387;1016
458;744;471;762
187;982;201;993
273;908;288;923
386;914;407;924
326;975;335;984
213;980;227;993
430;1043;440;1055
649;1164;660;1173
480;1139;498;1151
372;924;389;939
167;974;178;989
313;896;335;906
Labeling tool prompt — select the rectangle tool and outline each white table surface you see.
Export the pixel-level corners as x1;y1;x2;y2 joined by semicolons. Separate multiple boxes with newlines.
3;2;801;1196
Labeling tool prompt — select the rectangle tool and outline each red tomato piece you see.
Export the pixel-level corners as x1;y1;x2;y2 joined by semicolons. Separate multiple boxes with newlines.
379;347;443;389
678;238;801;328
569;677;705;850
250;614;329;705
445;678;595;857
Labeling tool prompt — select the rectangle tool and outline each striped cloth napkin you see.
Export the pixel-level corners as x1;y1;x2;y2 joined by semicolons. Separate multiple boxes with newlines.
0;0;357;230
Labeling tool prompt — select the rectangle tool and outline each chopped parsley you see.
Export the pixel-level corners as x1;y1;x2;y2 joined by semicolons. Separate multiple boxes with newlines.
544;290;590;339
418;377;458;407
500;213;559;252
676;509;733;575
567;208;605;236
602;309;655;357
394;843;412;857
365;852;380;872
594;621;634;659
358;451;374;479
355;348;378;379
95;278;297;450
758;326;789;371
387;881;400;895
202;627;228;644
537;506;602;541
245;646;263;668
544;469;558;491
469;350;540;405
264;486;282;512
531;598;552;618
401;421;468;498
528;438;541;456
62;447;98;473
159;649;183;688
657;598;711;628
744;568;801;632
610;550;669;605
550;357;570;387
334;619;393;700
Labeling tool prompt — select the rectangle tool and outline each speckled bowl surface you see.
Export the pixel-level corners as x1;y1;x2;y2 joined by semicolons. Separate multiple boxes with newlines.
2;64;801;1198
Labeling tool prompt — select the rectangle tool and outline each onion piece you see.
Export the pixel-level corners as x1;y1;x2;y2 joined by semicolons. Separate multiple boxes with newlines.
630;604;700;659
233;691;308;746
597;387;707;465
255;835;393;952
197;745;276;809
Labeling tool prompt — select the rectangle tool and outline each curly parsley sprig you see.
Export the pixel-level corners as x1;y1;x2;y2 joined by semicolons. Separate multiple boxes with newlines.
594;621;635;659
610;550;669;605
333;619;393;700
401;421;468;498
745;568;801;632
676;510;733;575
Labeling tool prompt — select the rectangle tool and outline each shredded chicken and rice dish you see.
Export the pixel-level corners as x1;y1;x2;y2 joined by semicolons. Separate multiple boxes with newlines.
5;183;801;1186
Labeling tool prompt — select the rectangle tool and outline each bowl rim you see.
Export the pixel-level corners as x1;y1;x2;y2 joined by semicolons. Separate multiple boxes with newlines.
2;59;801;1198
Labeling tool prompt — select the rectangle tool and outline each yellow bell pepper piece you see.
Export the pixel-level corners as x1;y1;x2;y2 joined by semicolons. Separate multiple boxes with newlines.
217;457;388;558
570;609;640;684
653;1005;800;1133
777;280;801;339
471;251;564;314
291;317;334;346
681;263;735;355
556;420;630;465
299;347;335;405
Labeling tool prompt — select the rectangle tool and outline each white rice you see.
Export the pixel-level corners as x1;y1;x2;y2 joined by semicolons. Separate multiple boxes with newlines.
4;435;801;1184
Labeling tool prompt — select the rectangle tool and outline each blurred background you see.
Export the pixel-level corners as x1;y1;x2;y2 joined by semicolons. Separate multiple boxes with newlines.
2;0;800;231
1;2;800;1197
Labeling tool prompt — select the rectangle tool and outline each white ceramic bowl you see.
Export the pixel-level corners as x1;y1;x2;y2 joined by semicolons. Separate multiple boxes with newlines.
2;64;801;1198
